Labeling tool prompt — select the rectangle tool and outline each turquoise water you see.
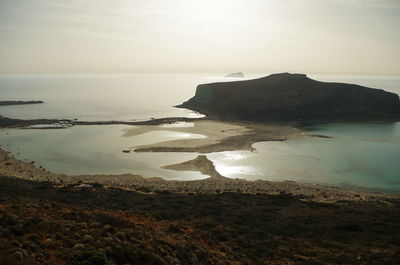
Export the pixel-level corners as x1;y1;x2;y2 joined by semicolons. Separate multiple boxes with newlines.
0;122;399;191
0;125;206;180
209;122;400;192
1;73;400;191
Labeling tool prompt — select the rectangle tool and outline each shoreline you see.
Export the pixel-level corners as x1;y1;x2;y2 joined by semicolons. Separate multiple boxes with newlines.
0;100;44;106
127;120;305;153
0;147;398;203
0;115;208;128
2;113;398;130
1;114;399;201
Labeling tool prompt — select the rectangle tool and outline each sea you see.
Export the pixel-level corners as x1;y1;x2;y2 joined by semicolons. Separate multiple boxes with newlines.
1;73;399;192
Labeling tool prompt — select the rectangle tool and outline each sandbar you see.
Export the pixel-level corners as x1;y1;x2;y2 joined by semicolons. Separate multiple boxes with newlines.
124;120;305;153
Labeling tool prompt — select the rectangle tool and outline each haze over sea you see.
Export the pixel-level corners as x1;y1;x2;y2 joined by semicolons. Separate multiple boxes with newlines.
1;73;399;192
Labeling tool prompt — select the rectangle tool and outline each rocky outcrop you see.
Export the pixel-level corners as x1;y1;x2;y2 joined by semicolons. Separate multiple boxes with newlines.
178;73;400;122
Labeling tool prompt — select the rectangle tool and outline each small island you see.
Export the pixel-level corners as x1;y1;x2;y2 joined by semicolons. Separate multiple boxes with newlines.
0;77;399;264
178;73;400;122
0;100;44;106
225;72;245;78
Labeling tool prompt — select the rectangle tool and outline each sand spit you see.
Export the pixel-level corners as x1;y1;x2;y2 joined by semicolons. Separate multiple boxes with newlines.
0;147;398;203
163;155;225;179
127;120;305;153
0;115;206;129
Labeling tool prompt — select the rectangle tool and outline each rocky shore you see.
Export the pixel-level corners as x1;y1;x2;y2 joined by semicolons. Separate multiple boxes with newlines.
1;173;399;265
1;114;400;264
1;144;400;264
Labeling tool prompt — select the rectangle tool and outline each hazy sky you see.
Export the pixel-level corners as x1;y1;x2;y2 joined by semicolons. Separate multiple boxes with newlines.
0;0;399;74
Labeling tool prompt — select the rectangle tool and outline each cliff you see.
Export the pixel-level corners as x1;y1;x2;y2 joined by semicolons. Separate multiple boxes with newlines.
177;73;400;122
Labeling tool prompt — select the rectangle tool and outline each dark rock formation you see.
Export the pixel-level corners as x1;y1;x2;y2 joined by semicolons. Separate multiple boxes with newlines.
0;100;44;106
0;115;206;128
177;73;400;122
0;116;58;128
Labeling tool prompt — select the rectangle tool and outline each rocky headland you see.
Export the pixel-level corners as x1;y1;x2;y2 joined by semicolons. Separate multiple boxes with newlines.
1;76;400;264
178;73;400;122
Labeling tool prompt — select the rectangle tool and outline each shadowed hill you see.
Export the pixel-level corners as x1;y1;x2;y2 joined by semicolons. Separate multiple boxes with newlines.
177;73;400;122
0;176;399;265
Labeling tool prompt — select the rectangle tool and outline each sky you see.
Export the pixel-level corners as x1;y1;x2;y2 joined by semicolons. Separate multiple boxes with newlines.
0;0;399;74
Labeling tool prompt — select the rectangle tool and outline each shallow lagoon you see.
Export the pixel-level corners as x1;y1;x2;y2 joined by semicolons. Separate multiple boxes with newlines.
1;73;400;191
210;122;400;191
0;125;207;180
0;122;399;192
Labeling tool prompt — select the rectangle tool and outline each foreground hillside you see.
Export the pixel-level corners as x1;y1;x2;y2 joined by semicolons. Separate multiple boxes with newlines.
1;176;399;265
178;73;400;122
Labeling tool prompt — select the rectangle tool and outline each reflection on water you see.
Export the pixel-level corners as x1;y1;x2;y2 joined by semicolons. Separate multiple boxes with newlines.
1;122;399;191
0;74;207;121
0;125;207;180
1;74;400;190
209;122;400;191
159;122;195;128
2;73;397;121
211;152;256;177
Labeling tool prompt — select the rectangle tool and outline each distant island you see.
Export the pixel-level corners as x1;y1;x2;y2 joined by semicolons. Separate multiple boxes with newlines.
0;100;44;106
178;73;400;122
225;72;245;78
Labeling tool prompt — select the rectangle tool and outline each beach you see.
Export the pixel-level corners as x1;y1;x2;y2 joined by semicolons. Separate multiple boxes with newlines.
2;1;400;262
1;74;400;264
1;145;398;203
126;120;305;153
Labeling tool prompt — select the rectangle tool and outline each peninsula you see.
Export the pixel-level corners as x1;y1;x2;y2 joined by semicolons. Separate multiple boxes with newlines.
1;77;399;264
178;73;400;122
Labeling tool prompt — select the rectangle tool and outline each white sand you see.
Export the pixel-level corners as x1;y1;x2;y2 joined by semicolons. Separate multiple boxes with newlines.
122;120;304;153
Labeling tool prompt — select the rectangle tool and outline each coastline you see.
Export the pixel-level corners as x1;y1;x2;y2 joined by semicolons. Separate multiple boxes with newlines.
1;113;399;201
1;147;398;203
1;94;399;262
0;115;207;128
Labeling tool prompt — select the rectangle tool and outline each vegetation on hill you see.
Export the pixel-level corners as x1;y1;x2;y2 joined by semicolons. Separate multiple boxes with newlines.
0;176;399;265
